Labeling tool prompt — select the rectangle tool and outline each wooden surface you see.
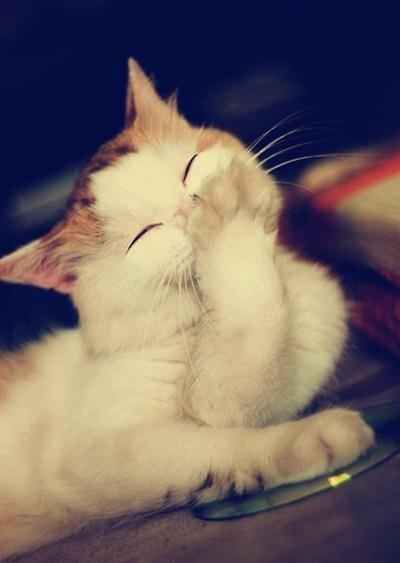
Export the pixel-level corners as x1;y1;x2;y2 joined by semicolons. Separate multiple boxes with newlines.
12;333;400;563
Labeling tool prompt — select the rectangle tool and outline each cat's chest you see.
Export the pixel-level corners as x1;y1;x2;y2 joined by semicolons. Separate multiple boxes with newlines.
84;344;191;425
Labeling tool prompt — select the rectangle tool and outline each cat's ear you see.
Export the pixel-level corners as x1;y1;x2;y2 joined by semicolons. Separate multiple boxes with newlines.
0;227;77;294
125;58;175;128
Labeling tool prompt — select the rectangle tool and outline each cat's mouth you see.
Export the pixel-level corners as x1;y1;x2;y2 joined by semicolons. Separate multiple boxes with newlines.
127;223;163;253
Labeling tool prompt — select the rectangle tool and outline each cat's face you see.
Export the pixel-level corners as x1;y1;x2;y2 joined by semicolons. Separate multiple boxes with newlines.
86;139;244;289
0;60;279;319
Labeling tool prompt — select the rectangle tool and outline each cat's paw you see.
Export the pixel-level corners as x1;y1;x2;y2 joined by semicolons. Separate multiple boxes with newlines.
187;160;276;253
276;408;374;483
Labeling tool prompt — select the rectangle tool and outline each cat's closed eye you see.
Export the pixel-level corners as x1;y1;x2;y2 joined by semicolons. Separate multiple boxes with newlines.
182;154;198;185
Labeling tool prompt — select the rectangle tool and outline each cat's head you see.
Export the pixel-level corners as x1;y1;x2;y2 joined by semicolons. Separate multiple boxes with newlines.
0;60;280;323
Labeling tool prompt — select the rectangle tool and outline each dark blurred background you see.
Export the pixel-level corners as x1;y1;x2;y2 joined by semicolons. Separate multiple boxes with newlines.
1;1;400;346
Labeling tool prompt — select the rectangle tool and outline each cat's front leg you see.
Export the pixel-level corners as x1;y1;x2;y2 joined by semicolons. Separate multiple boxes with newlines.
0;408;373;560
185;161;288;427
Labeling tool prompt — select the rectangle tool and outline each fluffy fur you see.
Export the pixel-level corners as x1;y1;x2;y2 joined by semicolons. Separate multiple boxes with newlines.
0;60;374;559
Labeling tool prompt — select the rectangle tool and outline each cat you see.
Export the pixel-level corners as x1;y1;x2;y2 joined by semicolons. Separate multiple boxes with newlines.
0;59;374;560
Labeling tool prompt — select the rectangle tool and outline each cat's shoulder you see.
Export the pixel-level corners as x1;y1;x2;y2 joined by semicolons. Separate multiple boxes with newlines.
0;328;83;390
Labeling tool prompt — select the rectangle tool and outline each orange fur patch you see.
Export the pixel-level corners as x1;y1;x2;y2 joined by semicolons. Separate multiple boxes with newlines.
197;127;247;153
0;350;34;401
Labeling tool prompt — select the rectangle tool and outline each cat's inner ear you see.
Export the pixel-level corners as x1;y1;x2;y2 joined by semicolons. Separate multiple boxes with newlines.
125;58;166;127
0;229;77;294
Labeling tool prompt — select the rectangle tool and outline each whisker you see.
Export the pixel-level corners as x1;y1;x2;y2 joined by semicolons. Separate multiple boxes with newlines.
140;260;176;350
187;269;213;332
248;127;321;163
160;267;175;311
140;278;164;351
191;268;215;324
183;271;203;383
176;270;196;378
278;179;311;192
265;153;354;174
188;272;206;315
246;109;308;152
260;140;319;164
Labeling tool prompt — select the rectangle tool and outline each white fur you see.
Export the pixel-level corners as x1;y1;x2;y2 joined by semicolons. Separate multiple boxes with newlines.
0;142;373;559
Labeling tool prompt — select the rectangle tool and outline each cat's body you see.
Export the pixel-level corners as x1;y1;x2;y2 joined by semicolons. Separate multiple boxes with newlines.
0;61;373;559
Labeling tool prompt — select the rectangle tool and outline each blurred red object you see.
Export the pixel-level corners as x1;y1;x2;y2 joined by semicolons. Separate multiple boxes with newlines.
282;149;400;358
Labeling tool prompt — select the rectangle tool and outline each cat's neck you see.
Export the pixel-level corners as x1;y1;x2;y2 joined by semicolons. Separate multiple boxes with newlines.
77;287;200;358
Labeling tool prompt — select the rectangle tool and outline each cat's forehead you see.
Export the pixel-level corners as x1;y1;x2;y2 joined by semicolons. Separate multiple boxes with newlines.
70;127;246;212
89;141;242;220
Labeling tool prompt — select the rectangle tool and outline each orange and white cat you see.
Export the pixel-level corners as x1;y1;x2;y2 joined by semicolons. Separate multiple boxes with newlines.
0;60;373;559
